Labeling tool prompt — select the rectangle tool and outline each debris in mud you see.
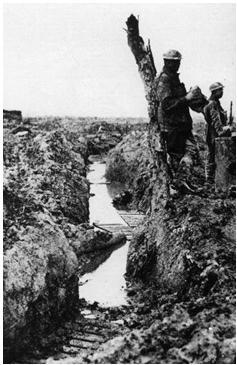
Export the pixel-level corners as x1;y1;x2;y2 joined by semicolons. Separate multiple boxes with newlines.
103;123;236;364
3;116;89;361
112;190;133;209
105;130;153;212
3;111;145;362
3;108;235;364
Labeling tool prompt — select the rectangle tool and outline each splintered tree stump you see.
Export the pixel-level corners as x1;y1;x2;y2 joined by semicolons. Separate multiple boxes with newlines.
126;14;170;202
215;135;236;192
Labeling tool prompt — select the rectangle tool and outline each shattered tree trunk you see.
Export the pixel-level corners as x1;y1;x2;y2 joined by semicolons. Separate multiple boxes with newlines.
125;14;170;204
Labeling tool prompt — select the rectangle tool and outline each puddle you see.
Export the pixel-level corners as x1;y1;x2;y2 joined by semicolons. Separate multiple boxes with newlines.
79;242;129;307
88;161;125;225
14;160;130;364
79;161;129;307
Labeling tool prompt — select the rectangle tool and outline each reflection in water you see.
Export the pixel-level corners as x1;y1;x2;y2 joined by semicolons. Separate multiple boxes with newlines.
107;181;127;200
80;161;129;307
80;241;125;275
80;242;129;307
88;162;125;226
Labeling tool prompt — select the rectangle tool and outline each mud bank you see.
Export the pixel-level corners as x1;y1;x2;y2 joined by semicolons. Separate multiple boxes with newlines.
105;122;207;212
3;112;88;361
3;111;130;361
11;160;133;364
4;110;235;363
102;128;236;363
23;115;147;156
105;130;153;212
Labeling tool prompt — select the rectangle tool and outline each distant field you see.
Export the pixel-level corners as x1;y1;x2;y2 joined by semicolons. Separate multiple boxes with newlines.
23;116;149;125
24;113;206;126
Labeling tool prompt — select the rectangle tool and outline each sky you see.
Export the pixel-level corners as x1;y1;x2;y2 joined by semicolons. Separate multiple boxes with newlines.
3;3;236;117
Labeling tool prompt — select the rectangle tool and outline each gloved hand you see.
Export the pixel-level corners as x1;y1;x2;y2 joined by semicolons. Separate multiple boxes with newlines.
185;86;202;101
223;125;231;132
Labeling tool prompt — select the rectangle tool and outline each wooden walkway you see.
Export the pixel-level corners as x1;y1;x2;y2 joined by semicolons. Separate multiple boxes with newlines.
119;210;146;228
96;210;146;240
17;311;122;363
17;214;146;363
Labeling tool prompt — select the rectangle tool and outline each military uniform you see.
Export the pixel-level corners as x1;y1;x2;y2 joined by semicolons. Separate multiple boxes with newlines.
155;65;198;185
203;95;230;182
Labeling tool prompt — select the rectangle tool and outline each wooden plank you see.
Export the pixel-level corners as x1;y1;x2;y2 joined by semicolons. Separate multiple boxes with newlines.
98;226;127;230
69;339;99;350
93;216;143;238
118;210;140;215
119;213;144;216
120;214;145;227
98;225;132;232
63;344;86;352
75;319;111;329
71;333;104;343
99;223;127;227
120;214;145;218
74;329;106;338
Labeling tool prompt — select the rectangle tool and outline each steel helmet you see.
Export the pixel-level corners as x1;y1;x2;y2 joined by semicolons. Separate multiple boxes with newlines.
163;49;182;60
209;82;224;92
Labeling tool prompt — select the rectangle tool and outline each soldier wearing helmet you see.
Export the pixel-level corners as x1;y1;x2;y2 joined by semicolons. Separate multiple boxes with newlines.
155;49;201;192
203;82;231;184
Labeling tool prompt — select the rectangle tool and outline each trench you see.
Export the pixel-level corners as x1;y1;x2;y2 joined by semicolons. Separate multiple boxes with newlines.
79;158;129;307
15;157;132;364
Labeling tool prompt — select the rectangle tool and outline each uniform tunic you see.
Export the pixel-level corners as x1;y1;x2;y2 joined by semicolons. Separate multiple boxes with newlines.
155;67;195;156
204;98;228;145
154;66;198;187
203;97;230;182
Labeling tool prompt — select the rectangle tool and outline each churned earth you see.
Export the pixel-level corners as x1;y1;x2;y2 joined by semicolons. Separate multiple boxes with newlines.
4;115;87;361
3;111;143;362
99;125;236;364
3;111;235;364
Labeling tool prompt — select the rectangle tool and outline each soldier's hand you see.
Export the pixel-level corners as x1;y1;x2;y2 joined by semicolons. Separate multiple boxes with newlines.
223;125;231;132
220;125;232;137
185;89;197;101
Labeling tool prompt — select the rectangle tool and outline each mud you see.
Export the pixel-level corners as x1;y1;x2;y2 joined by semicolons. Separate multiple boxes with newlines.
4;111;235;364
3;112;145;362
102;126;236;364
105;130;153;212
3;112;88;361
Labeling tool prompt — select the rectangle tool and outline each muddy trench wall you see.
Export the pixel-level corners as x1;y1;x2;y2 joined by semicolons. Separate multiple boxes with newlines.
105;127;235;293
3;112;88;360
105;126;235;295
3;111;144;361
4;110;235;363
101;126;236;363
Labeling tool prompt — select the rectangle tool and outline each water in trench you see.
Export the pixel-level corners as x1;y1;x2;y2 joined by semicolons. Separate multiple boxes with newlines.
79;160;129;307
15;160;130;363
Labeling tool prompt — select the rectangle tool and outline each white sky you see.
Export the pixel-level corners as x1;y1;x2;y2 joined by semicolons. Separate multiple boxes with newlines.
3;3;236;117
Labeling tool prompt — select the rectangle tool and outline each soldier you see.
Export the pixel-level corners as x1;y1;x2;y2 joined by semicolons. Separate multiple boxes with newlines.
203;82;232;184
155;49;202;192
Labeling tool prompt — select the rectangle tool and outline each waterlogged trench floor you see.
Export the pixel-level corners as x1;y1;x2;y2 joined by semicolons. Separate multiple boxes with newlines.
79;161;145;307
21;160;145;363
57;161;145;361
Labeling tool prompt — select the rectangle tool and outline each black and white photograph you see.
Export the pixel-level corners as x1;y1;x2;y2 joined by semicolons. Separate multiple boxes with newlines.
3;2;236;364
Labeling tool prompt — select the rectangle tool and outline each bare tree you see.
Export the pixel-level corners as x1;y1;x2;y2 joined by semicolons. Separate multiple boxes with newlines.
125;14;170;204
